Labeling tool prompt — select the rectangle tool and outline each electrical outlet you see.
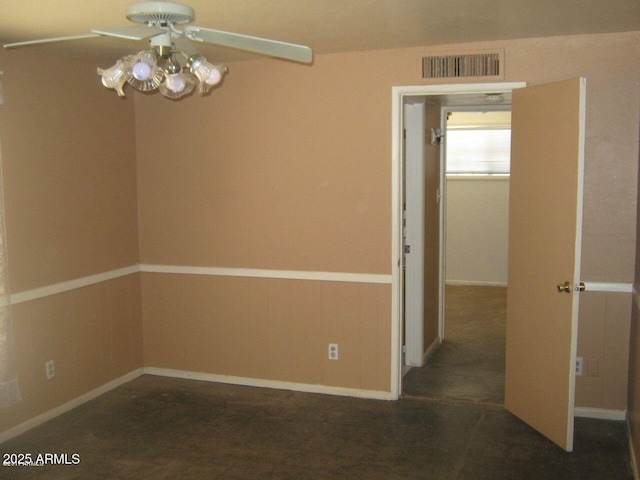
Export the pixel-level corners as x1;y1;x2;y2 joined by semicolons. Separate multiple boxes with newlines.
575;357;583;376
45;360;55;380
328;343;339;360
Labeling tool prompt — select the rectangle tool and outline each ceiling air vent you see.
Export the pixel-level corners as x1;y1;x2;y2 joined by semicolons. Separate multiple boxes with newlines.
422;52;502;79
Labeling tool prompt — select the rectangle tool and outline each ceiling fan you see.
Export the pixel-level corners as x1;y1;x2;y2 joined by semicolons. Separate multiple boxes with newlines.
3;1;313;99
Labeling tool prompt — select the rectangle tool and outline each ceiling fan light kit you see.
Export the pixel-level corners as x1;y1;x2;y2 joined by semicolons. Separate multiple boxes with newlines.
98;1;229;99
98;42;227;99
3;1;313;100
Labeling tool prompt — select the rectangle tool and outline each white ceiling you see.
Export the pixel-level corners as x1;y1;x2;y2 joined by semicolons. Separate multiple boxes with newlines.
1;0;638;64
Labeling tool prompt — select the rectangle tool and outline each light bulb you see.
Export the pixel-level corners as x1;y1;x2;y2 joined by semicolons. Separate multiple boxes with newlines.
132;61;152;81
205;68;222;86
166;73;185;92
126;50;163;92
159;71;196;100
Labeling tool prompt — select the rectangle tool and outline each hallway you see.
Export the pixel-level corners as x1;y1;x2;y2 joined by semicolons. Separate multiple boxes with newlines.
403;285;506;404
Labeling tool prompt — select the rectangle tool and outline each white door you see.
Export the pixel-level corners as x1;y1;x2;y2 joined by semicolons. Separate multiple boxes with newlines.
505;78;586;452
403;99;441;367
403;99;426;366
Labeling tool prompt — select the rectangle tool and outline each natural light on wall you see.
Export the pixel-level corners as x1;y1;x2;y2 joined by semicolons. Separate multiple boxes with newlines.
0;72;21;407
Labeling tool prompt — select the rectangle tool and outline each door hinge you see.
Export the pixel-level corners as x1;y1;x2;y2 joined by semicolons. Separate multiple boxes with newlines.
404;245;411;254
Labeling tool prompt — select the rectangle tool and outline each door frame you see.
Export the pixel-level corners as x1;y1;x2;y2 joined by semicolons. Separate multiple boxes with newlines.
390;82;526;398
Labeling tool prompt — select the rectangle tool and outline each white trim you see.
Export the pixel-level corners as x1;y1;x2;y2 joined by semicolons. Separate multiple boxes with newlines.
391;86;403;400
630;285;640;480
574;406;627;421
0;368;144;445
144;367;395;401
8;264;393;306
394;83;527;98
443;280;631;290
584;282;633;293
139;264;392;284
9;265;140;305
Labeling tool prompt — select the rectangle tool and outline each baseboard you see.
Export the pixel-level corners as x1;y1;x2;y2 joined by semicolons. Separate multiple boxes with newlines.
144;367;396;401
422;336;442;365
0;368;144;445
574;406;627;421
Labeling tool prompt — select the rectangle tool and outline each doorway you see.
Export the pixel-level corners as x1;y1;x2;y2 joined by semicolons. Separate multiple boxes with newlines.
390;82;526;399
403;107;512;404
393;79;586;451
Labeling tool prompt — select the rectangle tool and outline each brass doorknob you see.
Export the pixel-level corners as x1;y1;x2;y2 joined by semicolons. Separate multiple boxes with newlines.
557;281;571;293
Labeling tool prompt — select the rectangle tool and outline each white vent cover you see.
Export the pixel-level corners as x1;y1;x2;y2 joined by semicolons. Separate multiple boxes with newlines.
423;53;502;79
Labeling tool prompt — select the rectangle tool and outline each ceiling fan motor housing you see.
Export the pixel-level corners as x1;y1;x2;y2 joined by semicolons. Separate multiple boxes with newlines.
126;1;195;26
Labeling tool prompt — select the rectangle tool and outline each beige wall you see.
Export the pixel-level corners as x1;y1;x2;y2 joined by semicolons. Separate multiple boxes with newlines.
4;275;143;433
445;177;510;285
0;51;139;292
135;56;391;274
576;291;631;410
142;274;390;391
137;32;639;403
0;48;142;434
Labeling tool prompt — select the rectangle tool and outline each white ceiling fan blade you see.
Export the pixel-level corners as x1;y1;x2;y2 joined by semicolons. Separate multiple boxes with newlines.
4;34;101;49
3;25;165;50
91;25;166;41
184;26;313;64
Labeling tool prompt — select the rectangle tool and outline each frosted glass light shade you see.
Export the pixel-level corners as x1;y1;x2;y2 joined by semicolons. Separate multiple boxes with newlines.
97;57;133;97
159;72;196;99
126;50;164;92
189;56;227;94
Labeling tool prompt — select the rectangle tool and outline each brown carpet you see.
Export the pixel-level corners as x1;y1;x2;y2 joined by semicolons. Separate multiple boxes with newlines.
0;374;634;479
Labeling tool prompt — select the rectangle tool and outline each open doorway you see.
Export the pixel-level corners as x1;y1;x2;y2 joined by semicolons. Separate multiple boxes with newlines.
394;80;586;450
401;98;513;405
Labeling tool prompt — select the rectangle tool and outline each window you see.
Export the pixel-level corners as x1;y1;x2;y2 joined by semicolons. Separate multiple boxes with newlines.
446;128;511;175
445;110;511;175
